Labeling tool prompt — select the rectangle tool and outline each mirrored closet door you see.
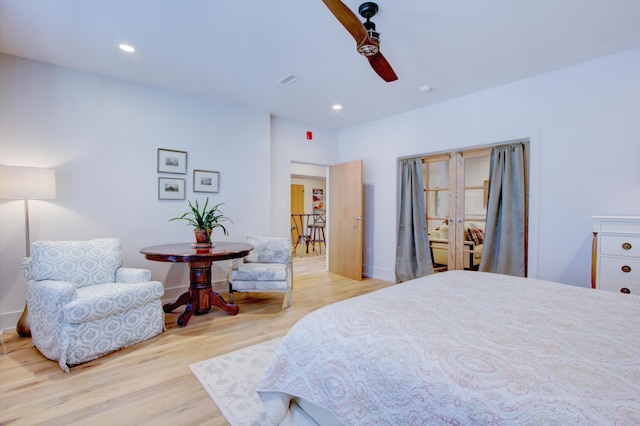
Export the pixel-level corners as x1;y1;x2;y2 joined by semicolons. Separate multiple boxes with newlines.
424;149;491;272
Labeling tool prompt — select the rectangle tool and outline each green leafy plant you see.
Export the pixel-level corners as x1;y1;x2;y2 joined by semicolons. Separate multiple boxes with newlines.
169;198;233;239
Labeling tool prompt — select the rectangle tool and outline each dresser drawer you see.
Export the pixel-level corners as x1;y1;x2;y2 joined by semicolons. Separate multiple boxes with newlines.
600;234;640;257
599;255;640;280
598;276;640;295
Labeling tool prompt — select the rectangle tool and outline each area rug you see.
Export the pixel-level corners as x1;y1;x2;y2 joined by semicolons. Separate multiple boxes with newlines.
190;337;282;426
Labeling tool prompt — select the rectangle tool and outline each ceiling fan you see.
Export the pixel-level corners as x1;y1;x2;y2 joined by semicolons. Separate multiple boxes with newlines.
322;0;398;82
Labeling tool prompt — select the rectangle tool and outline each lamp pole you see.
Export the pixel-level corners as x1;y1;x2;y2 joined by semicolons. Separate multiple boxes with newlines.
24;199;31;257
16;198;33;337
0;166;56;337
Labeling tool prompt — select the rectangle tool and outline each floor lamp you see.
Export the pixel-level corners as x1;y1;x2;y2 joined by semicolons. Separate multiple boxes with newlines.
0;166;56;337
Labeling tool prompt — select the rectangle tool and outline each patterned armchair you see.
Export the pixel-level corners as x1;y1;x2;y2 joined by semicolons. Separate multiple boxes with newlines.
228;236;292;308
22;238;165;372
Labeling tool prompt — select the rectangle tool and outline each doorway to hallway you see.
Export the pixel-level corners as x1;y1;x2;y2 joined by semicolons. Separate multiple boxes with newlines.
290;163;327;259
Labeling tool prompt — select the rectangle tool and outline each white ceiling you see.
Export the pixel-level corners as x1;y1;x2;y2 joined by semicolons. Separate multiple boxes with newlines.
2;0;640;130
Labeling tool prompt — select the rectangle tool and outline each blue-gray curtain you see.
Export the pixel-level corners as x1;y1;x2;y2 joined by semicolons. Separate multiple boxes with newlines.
395;158;434;282
479;143;526;276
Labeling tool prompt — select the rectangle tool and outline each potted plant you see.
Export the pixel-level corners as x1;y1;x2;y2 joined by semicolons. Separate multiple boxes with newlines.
170;198;232;247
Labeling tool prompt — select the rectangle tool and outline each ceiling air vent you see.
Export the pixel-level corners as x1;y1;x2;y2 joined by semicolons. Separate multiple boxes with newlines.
277;74;299;86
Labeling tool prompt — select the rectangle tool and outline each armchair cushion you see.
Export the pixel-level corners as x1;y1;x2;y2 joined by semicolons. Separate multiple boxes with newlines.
230;279;289;291
116;267;152;283
64;282;164;323
31;238;123;288
231;263;288;282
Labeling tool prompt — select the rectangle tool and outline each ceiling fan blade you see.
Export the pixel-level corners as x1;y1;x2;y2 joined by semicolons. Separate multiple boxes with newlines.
322;0;368;44
368;52;398;82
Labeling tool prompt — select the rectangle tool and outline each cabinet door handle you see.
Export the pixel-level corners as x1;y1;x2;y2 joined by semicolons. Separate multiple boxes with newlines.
622;242;632;250
621;265;631;273
620;287;631;294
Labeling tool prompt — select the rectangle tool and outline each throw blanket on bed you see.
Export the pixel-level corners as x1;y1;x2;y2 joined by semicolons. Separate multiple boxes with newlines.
257;270;640;425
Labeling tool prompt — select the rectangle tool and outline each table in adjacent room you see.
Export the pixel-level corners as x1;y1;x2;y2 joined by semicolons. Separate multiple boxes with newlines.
140;242;253;327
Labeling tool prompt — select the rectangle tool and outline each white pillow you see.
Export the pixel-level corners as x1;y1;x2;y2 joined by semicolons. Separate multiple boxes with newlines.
438;224;449;239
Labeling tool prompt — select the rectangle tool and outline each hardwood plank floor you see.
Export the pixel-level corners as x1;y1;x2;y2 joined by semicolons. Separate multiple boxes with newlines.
0;254;395;425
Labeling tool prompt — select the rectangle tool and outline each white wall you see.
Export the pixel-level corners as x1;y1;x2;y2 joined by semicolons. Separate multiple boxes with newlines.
0;54;273;330
339;47;640;286
270;117;339;238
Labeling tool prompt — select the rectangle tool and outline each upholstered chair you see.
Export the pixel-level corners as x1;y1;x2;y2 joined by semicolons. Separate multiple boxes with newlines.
228;236;292;308
22;238;165;372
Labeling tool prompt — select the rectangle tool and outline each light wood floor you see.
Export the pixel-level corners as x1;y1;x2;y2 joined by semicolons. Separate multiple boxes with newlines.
0;254;395;425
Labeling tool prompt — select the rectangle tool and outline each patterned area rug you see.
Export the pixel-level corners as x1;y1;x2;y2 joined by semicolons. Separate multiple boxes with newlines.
190;338;282;426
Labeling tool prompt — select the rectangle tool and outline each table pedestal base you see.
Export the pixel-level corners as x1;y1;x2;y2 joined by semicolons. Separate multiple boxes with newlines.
162;260;239;327
163;290;239;327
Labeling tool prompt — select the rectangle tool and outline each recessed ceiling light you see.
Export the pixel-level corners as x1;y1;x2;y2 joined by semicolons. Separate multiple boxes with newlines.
332;104;342;110
119;43;135;53
419;85;433;93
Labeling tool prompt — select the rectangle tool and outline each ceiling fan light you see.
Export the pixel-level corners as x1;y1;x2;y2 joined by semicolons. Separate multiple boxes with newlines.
358;44;379;56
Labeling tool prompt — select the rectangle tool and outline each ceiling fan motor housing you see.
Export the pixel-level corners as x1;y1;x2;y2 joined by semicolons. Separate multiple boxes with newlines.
357;2;380;56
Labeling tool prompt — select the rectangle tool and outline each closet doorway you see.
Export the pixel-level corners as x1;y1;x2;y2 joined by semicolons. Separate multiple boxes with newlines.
423;143;528;272
425;149;490;271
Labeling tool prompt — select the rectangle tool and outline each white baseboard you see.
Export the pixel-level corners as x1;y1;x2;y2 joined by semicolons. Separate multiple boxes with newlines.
0;311;20;334
364;264;395;283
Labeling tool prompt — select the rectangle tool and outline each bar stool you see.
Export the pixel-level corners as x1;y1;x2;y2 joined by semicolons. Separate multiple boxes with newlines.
308;210;326;255
291;213;312;257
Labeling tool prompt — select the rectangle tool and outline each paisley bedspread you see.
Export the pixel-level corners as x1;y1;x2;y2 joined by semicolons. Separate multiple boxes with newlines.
257;270;640;425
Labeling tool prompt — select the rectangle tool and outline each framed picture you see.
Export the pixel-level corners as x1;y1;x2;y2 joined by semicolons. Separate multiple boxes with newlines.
193;169;220;193
312;188;324;210
157;148;187;174
158;177;185;200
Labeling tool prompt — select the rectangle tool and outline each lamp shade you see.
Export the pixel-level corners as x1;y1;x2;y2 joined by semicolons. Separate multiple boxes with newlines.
0;166;56;199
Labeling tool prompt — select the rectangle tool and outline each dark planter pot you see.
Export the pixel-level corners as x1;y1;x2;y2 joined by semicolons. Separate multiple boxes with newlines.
193;228;212;247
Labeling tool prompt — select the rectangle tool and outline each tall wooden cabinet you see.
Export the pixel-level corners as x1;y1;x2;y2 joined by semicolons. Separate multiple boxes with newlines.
592;216;640;294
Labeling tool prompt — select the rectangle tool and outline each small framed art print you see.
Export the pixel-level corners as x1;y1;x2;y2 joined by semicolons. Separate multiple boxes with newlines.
157;148;187;174
158;177;185;200
193;169;220;193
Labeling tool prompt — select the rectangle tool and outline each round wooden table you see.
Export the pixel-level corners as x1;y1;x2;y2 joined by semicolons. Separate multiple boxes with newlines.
140;242;254;327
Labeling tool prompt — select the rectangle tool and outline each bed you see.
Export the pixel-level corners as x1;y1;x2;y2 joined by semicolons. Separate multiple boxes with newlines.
256;270;640;425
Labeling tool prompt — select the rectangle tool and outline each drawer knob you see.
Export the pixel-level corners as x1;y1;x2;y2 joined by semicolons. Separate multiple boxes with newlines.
620;287;631;294
622;242;632;250
621;265;631;273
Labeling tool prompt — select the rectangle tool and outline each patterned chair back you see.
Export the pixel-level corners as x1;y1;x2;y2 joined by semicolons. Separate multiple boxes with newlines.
244;235;291;264
30;238;123;288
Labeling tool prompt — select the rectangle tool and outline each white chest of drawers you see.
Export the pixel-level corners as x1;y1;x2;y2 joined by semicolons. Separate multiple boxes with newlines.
592;215;640;294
